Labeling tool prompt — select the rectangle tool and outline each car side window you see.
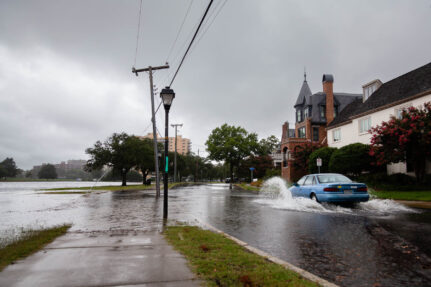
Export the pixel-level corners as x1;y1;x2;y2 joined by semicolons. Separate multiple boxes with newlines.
312;176;316;185
304;176;314;185
297;176;306;185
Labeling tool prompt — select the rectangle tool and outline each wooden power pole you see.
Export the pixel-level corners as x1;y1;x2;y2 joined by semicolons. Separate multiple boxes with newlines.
132;64;169;197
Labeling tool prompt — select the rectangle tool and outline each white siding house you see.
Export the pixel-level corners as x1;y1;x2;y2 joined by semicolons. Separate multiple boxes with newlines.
327;63;431;176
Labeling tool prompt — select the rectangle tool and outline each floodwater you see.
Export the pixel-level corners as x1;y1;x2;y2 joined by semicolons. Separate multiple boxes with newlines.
0;180;430;287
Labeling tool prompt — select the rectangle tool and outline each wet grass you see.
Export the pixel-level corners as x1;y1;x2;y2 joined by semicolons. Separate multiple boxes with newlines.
0;224;71;271
41;184;155;192
41;182;211;192
41;191;88;194
370;190;431;201
235;183;260;192
164;225;317;287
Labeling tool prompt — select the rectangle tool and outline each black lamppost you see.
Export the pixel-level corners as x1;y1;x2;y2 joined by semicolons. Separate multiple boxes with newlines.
160;86;175;220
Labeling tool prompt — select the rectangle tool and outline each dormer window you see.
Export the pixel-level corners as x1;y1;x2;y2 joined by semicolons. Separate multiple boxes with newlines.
362;79;382;102
320;105;326;119
296;109;302;122
304;107;309;119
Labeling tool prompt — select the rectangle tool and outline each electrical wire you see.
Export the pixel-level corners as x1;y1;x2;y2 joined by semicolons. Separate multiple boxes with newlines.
165;0;194;63
192;0;228;53
133;0;144;66
168;0;214;87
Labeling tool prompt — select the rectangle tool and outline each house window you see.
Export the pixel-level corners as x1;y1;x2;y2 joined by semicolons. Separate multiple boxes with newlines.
298;127;306;138
304;107;309;119
333;129;341;142
296;109;302;122
320;106;326;119
395;104;411;119
359;117;371;134
313;127;319;142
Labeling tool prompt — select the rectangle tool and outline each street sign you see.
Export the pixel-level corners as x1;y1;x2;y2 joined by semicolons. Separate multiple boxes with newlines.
316;158;322;167
249;167;255;171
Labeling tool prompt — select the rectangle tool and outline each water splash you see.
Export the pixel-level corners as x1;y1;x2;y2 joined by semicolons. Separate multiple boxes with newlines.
256;177;417;216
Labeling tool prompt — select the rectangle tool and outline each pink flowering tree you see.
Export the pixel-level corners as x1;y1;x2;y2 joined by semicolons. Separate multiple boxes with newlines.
369;102;431;182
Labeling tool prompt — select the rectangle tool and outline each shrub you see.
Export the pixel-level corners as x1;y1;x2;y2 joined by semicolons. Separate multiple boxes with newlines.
329;143;371;177
308;147;337;174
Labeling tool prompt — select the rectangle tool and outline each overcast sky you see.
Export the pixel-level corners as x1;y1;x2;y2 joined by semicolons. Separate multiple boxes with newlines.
1;0;430;170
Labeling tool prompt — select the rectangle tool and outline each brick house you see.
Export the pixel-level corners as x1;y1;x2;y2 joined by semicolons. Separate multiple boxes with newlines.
281;73;361;182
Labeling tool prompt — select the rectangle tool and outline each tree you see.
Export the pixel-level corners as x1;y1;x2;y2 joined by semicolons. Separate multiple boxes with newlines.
206;124;260;189
257;135;280;156
238;155;274;181
0;157;19;178
370;102;431;182
38;164;58;179
329;143;371;177
130;137;154;185
86;133;145;186
308;147;337;174
290;143;321;181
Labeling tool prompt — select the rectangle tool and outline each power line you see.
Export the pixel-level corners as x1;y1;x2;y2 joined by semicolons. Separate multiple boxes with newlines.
165;0;194;63
133;0;144;66
192;0;228;53
169;0;214;87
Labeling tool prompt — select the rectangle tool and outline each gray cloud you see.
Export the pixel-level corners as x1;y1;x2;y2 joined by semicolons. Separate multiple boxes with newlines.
0;0;430;169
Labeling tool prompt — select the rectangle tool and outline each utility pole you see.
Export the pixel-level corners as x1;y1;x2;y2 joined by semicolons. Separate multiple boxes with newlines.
171;123;183;182
132;64;169;197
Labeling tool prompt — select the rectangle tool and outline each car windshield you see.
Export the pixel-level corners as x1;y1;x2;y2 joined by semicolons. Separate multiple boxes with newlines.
317;174;352;183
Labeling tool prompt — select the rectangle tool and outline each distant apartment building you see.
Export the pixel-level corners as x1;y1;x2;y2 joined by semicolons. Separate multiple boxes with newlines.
140;133;191;155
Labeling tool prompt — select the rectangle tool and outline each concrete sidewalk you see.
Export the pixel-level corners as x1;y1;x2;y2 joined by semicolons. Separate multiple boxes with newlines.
0;230;202;287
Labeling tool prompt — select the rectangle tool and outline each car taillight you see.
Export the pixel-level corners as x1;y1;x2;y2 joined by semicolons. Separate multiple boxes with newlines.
323;187;339;192
357;187;368;192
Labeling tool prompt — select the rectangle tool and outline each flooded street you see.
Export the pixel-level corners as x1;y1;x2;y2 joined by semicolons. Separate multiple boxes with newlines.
1;181;430;286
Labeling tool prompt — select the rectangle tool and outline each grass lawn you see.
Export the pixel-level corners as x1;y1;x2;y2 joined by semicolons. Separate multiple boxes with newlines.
41;182;213;192
235;183;260;192
370;190;431;201
41;184;155;192
164;225;317;287
0;224;71;271
41;191;89;194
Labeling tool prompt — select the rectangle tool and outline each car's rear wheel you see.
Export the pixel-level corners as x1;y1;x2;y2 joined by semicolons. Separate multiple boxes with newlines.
310;193;319;203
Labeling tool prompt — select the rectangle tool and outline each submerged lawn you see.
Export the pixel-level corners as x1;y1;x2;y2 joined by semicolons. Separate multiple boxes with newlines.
164;225;317;287
370;190;431;201
0;224;71;271
41;184;154;192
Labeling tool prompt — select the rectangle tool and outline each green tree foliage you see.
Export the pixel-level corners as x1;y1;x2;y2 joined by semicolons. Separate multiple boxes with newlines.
130;137;154;184
86;133;153;186
329;143;371;177
0;157;19;178
257;135;280;156
370;102;431;182
206;124;260;189
38;164;58;179
290;143;321;181
308;147;337;174
238;155;275;181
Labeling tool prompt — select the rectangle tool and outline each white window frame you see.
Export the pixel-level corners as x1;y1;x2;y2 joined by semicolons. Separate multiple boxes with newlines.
395;103;412;119
333;129;341;142
358;117;371;134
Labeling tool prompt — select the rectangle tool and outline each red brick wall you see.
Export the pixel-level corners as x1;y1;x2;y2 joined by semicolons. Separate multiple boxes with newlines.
323;80;334;124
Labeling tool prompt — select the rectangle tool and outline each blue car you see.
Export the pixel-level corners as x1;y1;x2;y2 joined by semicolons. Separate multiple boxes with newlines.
290;173;369;203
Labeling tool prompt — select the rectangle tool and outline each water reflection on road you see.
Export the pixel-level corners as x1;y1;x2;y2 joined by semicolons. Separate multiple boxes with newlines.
1;182;430;286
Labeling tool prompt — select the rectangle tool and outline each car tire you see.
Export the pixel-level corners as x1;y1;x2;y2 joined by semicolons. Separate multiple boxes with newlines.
311;193;319;203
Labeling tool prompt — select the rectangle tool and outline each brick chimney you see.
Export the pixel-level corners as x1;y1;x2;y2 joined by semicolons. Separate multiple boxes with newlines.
282;122;289;140
322;74;334;124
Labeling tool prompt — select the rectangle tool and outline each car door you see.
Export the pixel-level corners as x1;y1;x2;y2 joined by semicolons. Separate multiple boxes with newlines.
292;176;306;197
301;175;314;198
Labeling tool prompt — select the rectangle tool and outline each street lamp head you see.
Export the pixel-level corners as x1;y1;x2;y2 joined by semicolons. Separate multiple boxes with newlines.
160;86;175;111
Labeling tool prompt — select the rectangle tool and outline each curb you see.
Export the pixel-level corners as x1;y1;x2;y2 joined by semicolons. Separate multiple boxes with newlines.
201;222;339;287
